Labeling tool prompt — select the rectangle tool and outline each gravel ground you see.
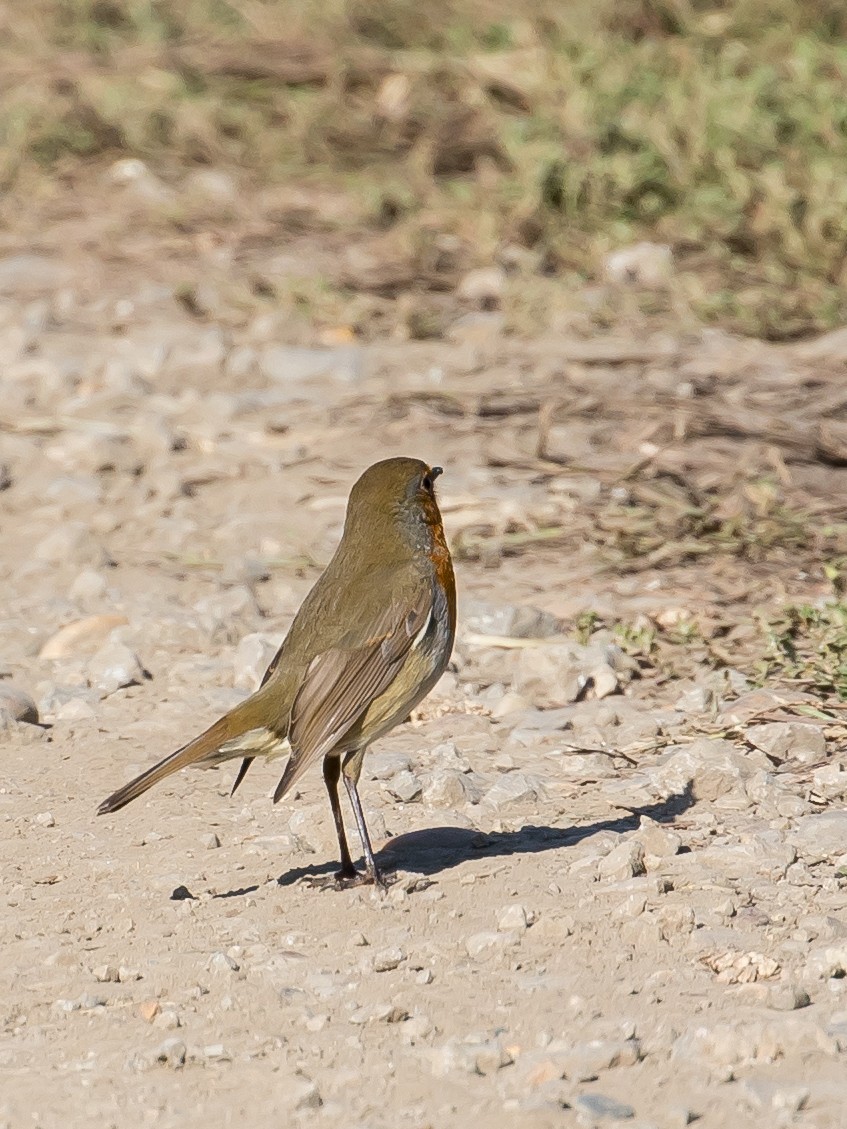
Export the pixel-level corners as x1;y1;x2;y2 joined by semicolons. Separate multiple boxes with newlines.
3;240;847;1129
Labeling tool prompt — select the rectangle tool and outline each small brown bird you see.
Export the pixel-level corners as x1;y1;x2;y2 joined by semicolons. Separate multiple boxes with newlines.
98;457;457;889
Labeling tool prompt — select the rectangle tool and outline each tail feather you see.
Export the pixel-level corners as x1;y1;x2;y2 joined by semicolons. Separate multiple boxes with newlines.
98;701;287;815
230;757;255;797
272;748;315;804
98;726;223;814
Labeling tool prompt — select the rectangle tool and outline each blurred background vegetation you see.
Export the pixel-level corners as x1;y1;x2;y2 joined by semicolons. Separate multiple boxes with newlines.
3;0;847;339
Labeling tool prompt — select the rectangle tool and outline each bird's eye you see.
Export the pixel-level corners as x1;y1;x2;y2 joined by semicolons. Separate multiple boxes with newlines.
422;475;433;492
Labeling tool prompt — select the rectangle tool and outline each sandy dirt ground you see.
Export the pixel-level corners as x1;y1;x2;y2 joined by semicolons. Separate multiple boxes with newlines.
4;216;847;1129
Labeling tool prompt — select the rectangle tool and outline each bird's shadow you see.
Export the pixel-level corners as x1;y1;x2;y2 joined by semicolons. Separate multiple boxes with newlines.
270;786;694;892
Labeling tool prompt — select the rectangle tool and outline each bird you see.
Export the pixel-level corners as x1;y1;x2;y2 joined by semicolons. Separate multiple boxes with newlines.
98;457;457;889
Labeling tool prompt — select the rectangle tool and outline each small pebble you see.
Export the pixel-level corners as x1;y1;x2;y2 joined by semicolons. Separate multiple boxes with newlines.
290;1080;322;1111
385;769;422;803
88;640;146;696
597;840;645;881
156;1038;187;1068
202;1043;229;1060
92;965;119;983
0;684;39;724
575;1092;635;1121
466;931;518;958
372;947;406;972
767;983;811;1011
368;751;413;780
497;904;531;933
68;569;108;602
153;1009;181;1030
208;952;239;973
138;1000;160;1023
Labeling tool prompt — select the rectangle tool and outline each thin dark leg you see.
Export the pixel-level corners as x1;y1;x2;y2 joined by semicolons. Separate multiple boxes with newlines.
323;757;357;880
342;752;387;890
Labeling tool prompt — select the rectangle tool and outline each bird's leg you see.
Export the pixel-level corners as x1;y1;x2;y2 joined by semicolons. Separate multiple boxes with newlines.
342;748;391;890
322;755;357;881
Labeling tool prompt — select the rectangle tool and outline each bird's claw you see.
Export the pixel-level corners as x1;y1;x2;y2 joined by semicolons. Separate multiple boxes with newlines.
336;866;395;892
300;867;394;892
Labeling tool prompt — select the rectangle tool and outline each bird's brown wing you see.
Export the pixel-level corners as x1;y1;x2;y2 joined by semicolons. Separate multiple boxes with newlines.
272;590;431;803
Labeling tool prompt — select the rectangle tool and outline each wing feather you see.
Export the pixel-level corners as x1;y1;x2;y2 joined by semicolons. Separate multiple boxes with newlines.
272;589;431;802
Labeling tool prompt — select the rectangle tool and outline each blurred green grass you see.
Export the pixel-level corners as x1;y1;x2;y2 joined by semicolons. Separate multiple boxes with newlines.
4;0;847;338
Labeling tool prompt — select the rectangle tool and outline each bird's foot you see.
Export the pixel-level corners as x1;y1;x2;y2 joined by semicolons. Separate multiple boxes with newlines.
306;867;394;892
299;865;394;892
367;866;395;893
336;865;395;892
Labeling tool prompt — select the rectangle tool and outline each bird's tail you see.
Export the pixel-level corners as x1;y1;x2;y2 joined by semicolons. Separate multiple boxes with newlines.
97;694;289;815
